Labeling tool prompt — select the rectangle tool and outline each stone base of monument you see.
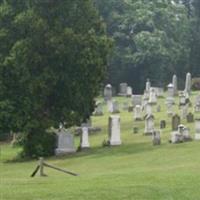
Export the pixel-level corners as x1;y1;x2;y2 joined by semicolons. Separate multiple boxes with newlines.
195;133;200;140
118;93;127;97
55;148;76;155
108;140;122;146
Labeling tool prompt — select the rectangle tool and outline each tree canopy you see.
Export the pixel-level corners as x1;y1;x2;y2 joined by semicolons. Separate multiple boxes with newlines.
0;0;111;157
95;0;199;93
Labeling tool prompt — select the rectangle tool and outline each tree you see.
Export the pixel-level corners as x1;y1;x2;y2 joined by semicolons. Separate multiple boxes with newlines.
95;0;191;92
0;0;111;157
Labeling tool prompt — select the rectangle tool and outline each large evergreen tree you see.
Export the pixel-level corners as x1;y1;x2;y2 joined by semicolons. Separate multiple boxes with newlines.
0;0;111;157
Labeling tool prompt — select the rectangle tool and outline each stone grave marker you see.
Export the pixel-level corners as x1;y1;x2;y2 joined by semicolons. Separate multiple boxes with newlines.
93;102;103;116
149;88;157;105
104;84;112;101
187;112;194;123
160;120;166;129
108;115;121;145
152;130;161;145
172;114;180;131
144;114;155;135
132;95;142;107
184;72;192;95
80;127;90;149
118;83;128;96
134;105;142;121
55;130;76;155
195;119;200;140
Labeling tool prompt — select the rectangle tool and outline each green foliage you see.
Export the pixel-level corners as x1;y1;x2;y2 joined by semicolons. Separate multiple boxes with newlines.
95;0;191;92
0;0;111;157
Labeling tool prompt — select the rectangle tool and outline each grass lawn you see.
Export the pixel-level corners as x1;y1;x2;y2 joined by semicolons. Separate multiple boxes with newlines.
1;92;200;200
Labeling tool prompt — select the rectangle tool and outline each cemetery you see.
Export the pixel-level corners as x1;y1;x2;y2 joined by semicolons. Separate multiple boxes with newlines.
2;74;200;200
1;1;200;200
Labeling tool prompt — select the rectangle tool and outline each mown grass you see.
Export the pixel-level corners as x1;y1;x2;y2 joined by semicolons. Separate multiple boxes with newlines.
1;92;200;200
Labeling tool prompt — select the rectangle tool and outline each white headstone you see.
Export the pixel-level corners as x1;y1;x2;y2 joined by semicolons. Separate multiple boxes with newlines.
80;127;90;148
134;105;142;121
149;88;157;105
195;119;200;140
108;115;121;145
144;114;154;135
185;72;192;95
104;84;112;101
172;75;178;95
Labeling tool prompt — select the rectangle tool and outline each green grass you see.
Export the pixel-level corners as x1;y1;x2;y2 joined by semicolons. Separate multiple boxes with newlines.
1;92;200;200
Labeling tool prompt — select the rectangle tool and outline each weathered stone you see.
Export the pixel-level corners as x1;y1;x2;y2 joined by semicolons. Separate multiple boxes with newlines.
134;105;142;121
187;112;194;123
55;130;76;155
172;74;178;95
195;119;200;140
93;102;103;116
80;127;90;149
160;120;166;129
144;114;155;135
118;83;128;96
152;130;161;145
108;115;121;145
149;88;157;105
184;72;192;95
132;95;142;107
172;114;181;131
104;84;112;101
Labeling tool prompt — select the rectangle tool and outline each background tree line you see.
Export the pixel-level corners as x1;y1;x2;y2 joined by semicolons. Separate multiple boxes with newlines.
95;0;200;93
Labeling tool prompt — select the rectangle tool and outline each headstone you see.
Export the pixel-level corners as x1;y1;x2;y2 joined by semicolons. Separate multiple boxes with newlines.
134;105;142;121
180;104;188;119
171;124;192;143
80;127;90;149
166;83;174;105
183;127;192;142
108;115;121;145
55;130;76;155
132;95;142;107
143;90;149;101
179;92;187;107
128;106;134;112
152;130;161;145
187;112;194;123
172;114;181;131
112;100;120;113
145;79;151;93
107;100;113;113
167;103;174;117
144;114;155;135
119;83;128;96
160;120;166;129
149;88;157;105
195;95;200;112
144;102;152;116
104;84;112;101
156;87;164;98
93;102;103;116
184;72;192;95
170;124;185;144
127;86;133;97
172;74;178;95
195;119;200;140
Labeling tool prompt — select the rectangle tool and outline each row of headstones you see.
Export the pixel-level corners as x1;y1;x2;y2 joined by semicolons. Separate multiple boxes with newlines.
55;114;200;155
